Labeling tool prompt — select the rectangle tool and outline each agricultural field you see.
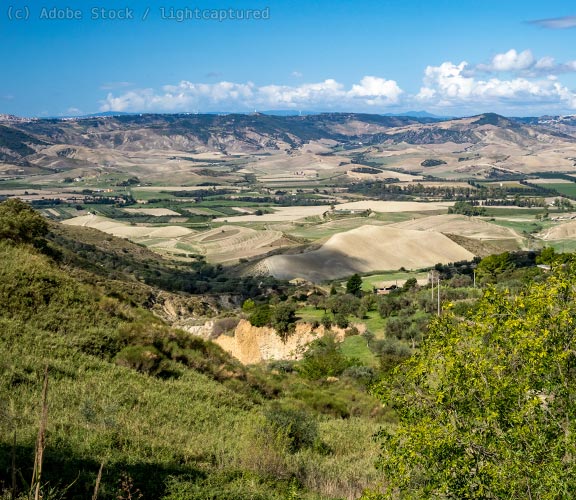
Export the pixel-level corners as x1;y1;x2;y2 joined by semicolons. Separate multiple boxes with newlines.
539;182;576;198
5;112;576;286
262;225;475;282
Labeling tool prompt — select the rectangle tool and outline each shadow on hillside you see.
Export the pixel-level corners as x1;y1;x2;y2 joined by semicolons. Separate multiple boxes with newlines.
0;442;205;500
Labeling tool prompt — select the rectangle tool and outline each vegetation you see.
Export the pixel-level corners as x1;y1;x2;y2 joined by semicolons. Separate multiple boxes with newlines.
420;159;446;167
448;200;486;216
0;202;387;500
366;263;576;498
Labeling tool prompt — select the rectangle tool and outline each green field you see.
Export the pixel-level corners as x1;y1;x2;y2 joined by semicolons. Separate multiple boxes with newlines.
546;240;576;253
360;271;429;291
482;207;546;217
362;310;386;336
543;182;576;198
340;335;378;366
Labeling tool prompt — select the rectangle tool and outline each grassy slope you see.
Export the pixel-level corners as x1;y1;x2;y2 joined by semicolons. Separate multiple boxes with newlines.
0;240;382;500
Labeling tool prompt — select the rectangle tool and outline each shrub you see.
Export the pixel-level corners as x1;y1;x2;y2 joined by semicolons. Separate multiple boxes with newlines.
115;345;167;375
249;305;272;327
264;404;318;453
299;335;354;380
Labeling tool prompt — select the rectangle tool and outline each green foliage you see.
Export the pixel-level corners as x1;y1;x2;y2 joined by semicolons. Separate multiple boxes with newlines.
448;200;486;216
0;198;48;245
249;305;272;327
115;345;169;376
369;267;576;498
476;251;515;281
264;404;319;453
299;335;356;380
333;312;348;329
402;277;417;291
346;273;363;296
271;303;297;340
320;314;332;329
241;298;256;312
536;246;556;265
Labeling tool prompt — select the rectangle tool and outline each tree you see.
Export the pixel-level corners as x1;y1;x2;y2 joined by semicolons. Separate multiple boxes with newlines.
0;198;48;245
448;200;486;216
366;267;576;499
475;251;515;282
249;305;272;327
272;302;296;340
241;298;256;312
346;273;363;296
299;334;353;380
402;277;418;291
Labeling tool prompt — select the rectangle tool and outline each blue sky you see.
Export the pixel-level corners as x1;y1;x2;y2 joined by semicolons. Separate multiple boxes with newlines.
2;0;576;117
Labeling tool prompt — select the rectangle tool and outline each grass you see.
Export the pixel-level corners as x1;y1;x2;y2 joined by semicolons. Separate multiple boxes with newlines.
340;336;378;366
361;310;387;337
485;218;545;234
542;182;576;198
361;271;428;291
296;306;326;323
546;240;576;253
0;233;387;499
482;207;546;217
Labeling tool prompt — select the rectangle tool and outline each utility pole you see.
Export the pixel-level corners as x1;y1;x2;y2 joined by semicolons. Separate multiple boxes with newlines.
430;271;441;316
429;272;434;312
437;275;441;316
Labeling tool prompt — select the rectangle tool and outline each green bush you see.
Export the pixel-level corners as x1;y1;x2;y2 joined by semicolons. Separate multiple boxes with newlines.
298;335;354;380
249;305;272;327
264;404;318;453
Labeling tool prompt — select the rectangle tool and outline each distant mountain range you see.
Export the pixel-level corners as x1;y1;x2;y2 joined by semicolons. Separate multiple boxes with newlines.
2;112;576;173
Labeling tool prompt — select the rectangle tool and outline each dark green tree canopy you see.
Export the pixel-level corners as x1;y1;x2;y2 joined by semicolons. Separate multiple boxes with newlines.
346;273;363;296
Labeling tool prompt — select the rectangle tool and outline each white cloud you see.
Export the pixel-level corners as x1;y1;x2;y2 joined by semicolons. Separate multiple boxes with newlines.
487;49;535;72
476;49;576;76
348;76;404;103
417;60;576;110
100;76;404;112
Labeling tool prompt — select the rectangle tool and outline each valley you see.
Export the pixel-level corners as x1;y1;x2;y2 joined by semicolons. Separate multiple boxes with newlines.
3;112;576;499
2;112;576;281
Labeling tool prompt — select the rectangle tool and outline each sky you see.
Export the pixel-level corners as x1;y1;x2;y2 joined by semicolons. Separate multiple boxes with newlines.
1;0;576;117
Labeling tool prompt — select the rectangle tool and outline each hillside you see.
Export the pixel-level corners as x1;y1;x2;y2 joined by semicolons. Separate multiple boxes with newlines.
2;112;576;180
263;225;475;282
0;201;387;500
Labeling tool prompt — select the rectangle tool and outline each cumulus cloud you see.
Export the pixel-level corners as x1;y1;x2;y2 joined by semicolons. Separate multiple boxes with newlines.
417;60;576;110
476;49;576;76
100;76;403;112
479;49;535;72
528;15;576;29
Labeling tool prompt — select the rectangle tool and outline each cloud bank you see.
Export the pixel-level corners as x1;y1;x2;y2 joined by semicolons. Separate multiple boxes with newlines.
100;76;404;113
100;49;576;115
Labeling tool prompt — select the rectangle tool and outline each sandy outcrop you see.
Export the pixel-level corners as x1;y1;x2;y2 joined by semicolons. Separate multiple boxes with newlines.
214;319;355;365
